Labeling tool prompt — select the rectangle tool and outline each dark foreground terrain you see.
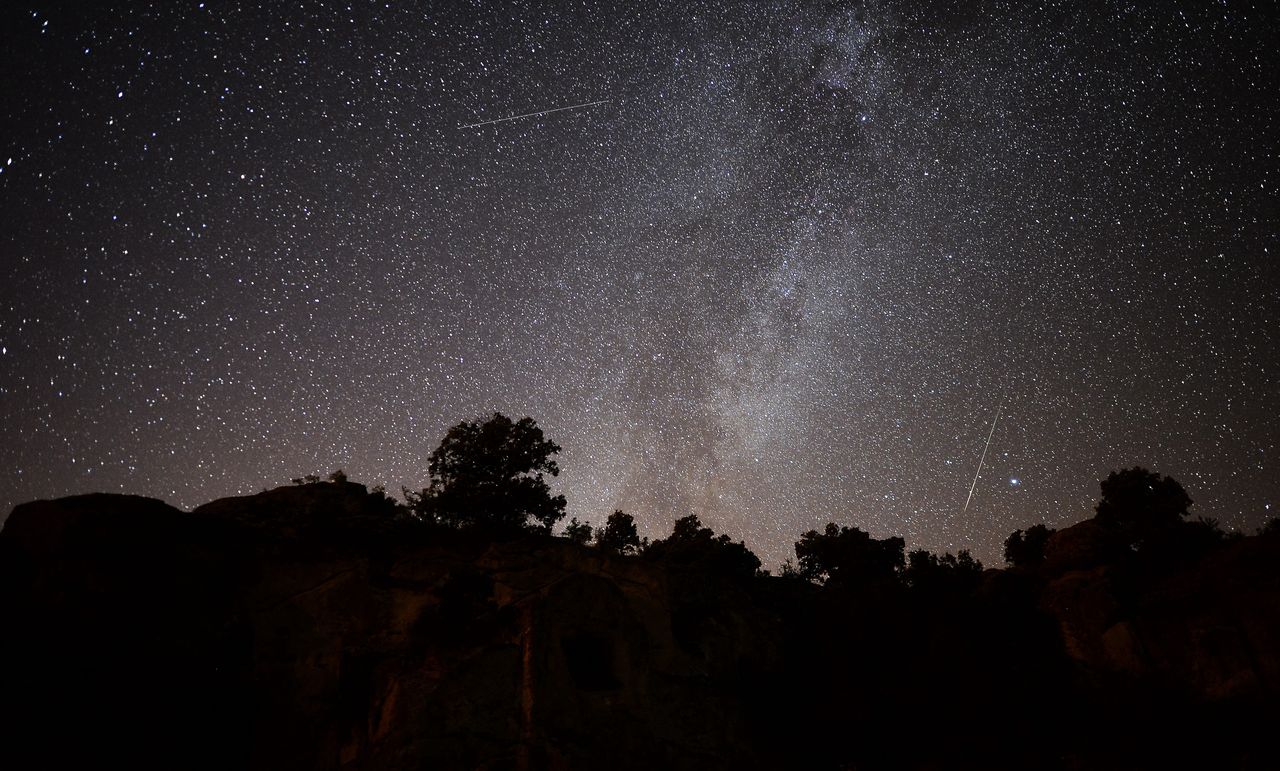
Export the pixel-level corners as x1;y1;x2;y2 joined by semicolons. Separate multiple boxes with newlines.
2;482;1278;770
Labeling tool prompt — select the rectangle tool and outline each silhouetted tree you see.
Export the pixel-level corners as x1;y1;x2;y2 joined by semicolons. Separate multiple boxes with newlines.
670;514;704;541
1096;467;1191;527
563;517;594;545
793;523;905;589
408;413;566;533
596;510;641;555
328;469;348;484
1095;467;1192;551
905;549;984;594
1004;523;1056;568
646;514;761;579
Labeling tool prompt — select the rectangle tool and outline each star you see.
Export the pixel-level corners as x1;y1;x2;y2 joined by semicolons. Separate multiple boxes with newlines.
0;0;1274;568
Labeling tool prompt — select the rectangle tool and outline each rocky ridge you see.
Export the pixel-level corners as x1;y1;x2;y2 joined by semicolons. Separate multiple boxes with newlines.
2;483;1277;769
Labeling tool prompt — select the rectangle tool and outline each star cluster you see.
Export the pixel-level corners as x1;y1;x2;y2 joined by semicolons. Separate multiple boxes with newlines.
2;0;1276;567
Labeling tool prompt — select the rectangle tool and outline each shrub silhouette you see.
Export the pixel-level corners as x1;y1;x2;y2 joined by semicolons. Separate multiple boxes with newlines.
793;523;904;589
596;510;641;555
563;517;593;545
407;413;566;533
1004;523;1055;568
905;548;983;594
646;514;761;579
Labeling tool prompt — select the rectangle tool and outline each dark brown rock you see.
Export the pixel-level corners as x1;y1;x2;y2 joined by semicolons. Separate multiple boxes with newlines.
1041;518;1124;575
0;487;782;770
2;488;1278;770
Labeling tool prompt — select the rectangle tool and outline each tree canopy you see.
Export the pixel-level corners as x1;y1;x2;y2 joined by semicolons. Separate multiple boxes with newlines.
905;548;983;594
1004;524;1056;568
563;517;594;545
1096;467;1191;527
1095;467;1192;550
645;514;761;579
596;510;641;555
793;523;905;589
409;413;566;533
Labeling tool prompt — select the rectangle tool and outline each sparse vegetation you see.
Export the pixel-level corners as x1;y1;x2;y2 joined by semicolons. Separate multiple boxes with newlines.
7;419;1277;771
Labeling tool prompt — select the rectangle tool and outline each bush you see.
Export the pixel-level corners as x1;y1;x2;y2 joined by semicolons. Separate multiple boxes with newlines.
563;517;594;545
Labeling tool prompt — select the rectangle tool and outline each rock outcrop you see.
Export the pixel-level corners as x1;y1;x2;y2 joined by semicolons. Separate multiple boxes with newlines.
0;486;783;770
2;485;1278;770
1039;528;1280;701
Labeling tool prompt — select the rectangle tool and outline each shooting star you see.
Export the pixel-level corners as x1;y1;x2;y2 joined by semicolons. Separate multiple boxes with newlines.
961;405;1002;517
458;99;609;129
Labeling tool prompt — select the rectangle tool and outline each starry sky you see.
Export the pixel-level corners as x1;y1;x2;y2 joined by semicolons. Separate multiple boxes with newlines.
2;0;1277;568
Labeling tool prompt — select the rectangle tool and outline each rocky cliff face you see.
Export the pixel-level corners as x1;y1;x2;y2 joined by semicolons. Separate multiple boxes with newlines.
2;485;1277;770
1038;519;1280;702
0;485;783;770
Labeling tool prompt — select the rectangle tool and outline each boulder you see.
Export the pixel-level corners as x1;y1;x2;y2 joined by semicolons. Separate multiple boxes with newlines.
1041;518;1124;575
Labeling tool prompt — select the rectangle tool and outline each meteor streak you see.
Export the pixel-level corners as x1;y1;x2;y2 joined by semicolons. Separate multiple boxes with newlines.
458;99;609;129
961;406;1002;517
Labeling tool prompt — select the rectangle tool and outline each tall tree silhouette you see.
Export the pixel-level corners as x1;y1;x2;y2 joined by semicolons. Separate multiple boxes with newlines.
409;413;566;533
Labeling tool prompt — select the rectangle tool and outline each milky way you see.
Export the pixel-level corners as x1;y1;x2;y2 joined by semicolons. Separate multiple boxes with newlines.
2;1;1277;567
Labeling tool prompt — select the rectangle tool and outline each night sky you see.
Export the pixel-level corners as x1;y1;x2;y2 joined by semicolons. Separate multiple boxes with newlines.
2;1;1277;568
